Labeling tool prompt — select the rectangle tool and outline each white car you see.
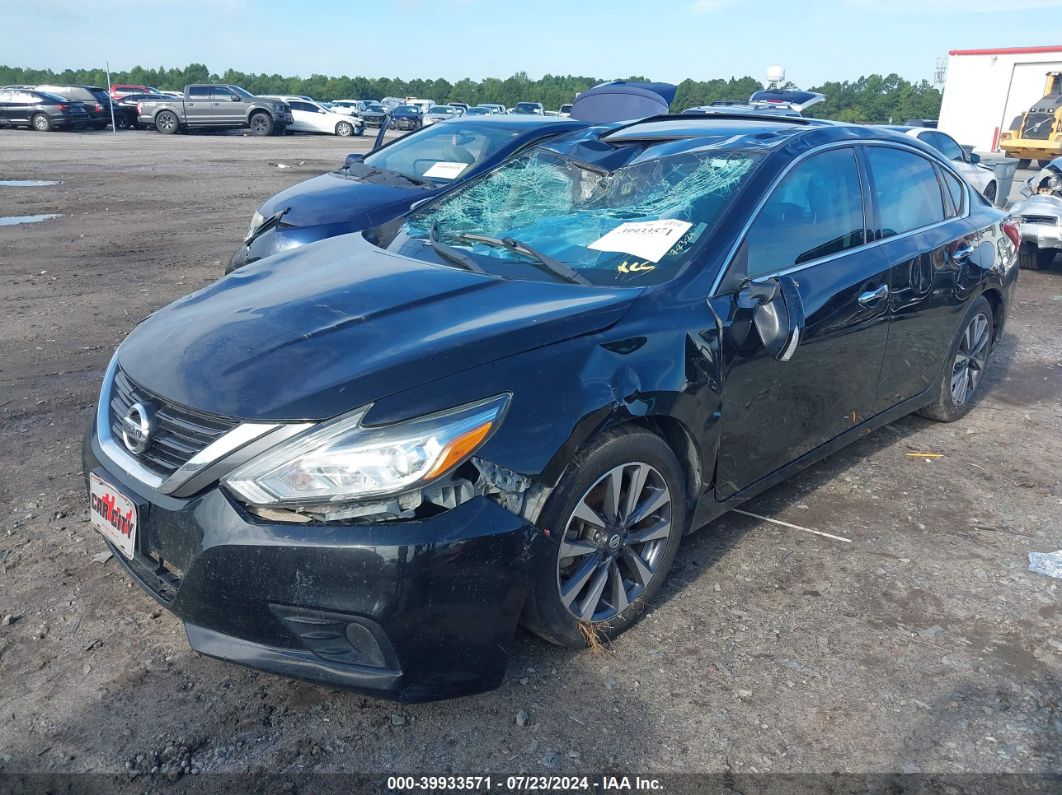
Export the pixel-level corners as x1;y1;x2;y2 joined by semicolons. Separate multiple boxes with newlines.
263;96;364;137
423;105;459;126
890;126;998;202
329;99;366;117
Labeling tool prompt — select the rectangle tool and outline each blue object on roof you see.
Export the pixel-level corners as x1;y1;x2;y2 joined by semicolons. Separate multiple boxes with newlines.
570;81;677;123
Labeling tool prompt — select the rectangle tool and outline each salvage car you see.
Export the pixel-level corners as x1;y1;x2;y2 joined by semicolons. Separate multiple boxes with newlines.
226;115;587;271
391;104;424;131
85;114;1018;702
1010;156;1062;270
261;95;364;137
359;102;388;128
423;105;459;126
0;88;91;131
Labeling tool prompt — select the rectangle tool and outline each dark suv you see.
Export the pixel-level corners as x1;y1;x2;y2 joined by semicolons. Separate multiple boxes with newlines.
34;85;113;129
0;89;90;131
85;115;1019;702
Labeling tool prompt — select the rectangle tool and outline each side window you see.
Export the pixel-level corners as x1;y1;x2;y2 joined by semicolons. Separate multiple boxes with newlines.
188;86;211;99
865;147;946;238
746;147;865;278
290;101;313;113
212;87;234;100
941;169;965;217
933;133;965;162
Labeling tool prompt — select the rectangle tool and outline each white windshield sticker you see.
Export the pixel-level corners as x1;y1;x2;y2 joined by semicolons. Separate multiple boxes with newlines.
423;161;469;179
587;219;694;263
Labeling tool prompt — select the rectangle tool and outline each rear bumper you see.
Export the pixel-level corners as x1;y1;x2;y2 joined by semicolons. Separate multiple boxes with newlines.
1019;222;1062;250
83;426;546;701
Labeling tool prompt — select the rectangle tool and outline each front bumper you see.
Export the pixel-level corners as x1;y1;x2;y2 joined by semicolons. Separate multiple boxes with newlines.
1020;222;1062;250
83;425;548;701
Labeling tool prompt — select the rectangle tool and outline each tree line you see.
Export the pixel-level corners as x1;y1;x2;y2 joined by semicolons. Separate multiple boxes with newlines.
0;64;942;123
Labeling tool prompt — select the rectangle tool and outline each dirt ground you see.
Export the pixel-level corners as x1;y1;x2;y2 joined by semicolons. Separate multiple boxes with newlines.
0;129;1059;788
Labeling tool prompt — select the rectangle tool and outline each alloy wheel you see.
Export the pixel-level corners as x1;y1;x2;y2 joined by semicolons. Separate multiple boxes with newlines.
951;312;990;407
556;462;673;624
33;114;49;131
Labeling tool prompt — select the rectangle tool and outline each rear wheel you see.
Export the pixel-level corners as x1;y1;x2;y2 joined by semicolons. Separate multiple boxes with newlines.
32;113;52;132
249;112;273;136
155;110;179;134
1018;158;1031;170
522;428;686;647
1018;242;1056;271
335;120;354;137
918;296;994;422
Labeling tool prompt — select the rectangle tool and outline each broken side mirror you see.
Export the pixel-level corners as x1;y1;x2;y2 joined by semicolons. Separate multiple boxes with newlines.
736;275;805;361
344;153;365;169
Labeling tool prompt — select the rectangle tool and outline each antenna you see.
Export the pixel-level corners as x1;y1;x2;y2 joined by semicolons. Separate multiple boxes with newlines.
765;65;785;89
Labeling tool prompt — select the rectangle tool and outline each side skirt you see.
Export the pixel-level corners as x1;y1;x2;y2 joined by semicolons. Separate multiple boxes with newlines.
688;387;934;533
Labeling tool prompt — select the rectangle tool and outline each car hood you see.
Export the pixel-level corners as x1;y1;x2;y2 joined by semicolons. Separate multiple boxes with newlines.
117;234;640;421
259;171;430;228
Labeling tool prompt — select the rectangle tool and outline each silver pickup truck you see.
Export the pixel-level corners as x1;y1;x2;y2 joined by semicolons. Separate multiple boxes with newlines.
138;84;293;136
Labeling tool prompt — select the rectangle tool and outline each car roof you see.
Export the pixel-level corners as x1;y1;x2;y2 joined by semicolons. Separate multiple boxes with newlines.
450;115;584;129
602;114;828;144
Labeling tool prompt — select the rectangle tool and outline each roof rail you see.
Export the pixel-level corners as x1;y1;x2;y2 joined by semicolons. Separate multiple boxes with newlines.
601;112;815;140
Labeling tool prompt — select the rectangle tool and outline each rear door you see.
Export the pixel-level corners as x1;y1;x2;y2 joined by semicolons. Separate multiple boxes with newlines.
712;145;892;499
864;145;982;412
185;85;213;124
0;90;16;124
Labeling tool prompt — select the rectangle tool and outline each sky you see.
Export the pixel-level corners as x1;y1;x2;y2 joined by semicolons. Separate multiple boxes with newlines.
2;0;1061;86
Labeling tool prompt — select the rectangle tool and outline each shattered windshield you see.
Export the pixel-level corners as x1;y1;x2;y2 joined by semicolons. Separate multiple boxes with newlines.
393;146;759;286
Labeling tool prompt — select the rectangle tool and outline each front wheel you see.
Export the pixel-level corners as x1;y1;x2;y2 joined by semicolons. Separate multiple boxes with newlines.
32;113;52;132
1018;158;1031;170
522;428;686;647
335;120;353;137
155;110;179;134
917;296;994;422
1018;242;1056;271
249;112;274;136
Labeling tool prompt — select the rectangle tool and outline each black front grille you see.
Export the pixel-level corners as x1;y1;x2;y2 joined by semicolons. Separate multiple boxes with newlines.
1022;214;1058;226
109;367;238;478
1019;113;1055;141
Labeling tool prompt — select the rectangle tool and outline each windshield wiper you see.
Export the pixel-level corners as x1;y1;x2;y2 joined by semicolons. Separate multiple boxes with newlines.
429;223;486;274
454;233;590;285
246;206;290;246
344;162;431;188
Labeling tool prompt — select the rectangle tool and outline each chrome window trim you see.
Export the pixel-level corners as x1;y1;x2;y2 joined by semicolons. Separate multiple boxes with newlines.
708;139;973;296
95;352;313;495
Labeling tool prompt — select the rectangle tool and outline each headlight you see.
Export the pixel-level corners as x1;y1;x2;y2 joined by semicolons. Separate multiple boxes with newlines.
223;394;510;507
1048;175;1061;191
246;210;264;240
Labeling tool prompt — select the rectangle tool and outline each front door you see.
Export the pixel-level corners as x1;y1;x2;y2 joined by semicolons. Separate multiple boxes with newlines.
713;146;891;499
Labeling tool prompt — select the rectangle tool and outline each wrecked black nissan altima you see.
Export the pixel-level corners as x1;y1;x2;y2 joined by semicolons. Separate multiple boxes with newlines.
84;114;1019;701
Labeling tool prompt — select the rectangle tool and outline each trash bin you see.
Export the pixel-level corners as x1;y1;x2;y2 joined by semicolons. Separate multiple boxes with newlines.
986;157;1019;208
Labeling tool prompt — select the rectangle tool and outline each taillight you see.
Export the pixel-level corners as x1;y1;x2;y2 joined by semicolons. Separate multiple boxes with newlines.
1002;219;1021;250
95;102;102;112
137;102;143;114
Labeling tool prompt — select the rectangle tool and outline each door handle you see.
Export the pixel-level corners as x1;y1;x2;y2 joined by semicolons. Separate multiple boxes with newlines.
857;284;889;306
952;242;975;261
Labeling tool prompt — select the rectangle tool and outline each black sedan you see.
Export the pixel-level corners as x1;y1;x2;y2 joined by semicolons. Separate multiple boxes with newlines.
113;93;169;129
227;116;588;271
34;84;114;129
84;114;1018;701
0;88;90;131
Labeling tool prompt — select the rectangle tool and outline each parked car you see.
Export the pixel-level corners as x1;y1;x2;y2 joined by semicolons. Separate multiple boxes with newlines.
423;105;459;126
449;102;469;114
113;92;168;129
464;106;492;116
137;85;292;135
329;99;365;117
227;116;587;271
359;102;388;128
477;103;506;115
110;83;162;99
85;114;1018;701
391;104;423;131
0;89;90;131
558;103;573;117
1009;156;1062;270
261;96;363;137
884;126;998;202
34;84;113;129
512;101;544;115
380;97;404;112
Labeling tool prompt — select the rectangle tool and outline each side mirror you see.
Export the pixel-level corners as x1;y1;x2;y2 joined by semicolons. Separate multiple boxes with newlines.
969;152;981;164
344;153;365;169
230;94;241;102
736;276;805;361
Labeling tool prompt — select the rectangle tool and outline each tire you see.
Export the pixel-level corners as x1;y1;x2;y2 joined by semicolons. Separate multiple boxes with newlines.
1018;242;1055;271
249;112;274;136
335;121;353;137
1035;159;1050;169
92;121;108;130
155;110;179;134
522;427;686;647
983;181;997;203
32;113;52;132
1018;159;1031;170
917;296;994;423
